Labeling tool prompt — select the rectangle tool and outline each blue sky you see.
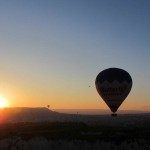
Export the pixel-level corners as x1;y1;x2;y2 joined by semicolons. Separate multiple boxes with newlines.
0;0;150;110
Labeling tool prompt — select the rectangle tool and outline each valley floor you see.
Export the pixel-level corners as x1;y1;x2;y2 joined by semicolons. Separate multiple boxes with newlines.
0;119;150;150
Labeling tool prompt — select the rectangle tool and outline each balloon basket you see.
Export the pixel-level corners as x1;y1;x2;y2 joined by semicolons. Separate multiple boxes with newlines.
111;113;117;117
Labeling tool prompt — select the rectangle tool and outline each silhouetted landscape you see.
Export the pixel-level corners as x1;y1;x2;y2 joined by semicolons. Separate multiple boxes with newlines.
0;107;150;149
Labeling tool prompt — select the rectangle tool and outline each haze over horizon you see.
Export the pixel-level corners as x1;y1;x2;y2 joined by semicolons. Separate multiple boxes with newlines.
0;0;150;111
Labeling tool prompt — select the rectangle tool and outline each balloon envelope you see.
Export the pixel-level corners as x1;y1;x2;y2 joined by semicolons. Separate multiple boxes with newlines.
95;68;132;113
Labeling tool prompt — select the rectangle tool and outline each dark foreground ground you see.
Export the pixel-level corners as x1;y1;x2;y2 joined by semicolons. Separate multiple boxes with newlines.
0;114;150;149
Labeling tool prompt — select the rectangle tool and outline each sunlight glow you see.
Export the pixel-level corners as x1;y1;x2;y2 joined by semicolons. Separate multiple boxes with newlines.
0;96;9;108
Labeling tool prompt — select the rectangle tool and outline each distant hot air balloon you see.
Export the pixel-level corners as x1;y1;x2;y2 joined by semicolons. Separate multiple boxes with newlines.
47;105;50;109
95;68;132;116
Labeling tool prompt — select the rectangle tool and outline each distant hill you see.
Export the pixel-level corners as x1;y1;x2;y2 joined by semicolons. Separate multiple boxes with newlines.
0;107;66;123
0;107;150;124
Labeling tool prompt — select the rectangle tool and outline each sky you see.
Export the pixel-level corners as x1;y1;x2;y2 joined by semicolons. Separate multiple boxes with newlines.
0;0;150;111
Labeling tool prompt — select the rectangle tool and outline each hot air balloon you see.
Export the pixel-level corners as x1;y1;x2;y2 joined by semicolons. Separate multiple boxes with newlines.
95;68;132;116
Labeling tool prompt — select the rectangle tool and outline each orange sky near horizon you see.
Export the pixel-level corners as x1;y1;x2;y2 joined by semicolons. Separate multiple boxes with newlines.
0;73;149;111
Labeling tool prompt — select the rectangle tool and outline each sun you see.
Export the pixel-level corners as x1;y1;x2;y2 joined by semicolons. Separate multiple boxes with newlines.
0;96;9;108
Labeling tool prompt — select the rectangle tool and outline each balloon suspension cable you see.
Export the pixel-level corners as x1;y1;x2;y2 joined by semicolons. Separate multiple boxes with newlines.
111;113;117;117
